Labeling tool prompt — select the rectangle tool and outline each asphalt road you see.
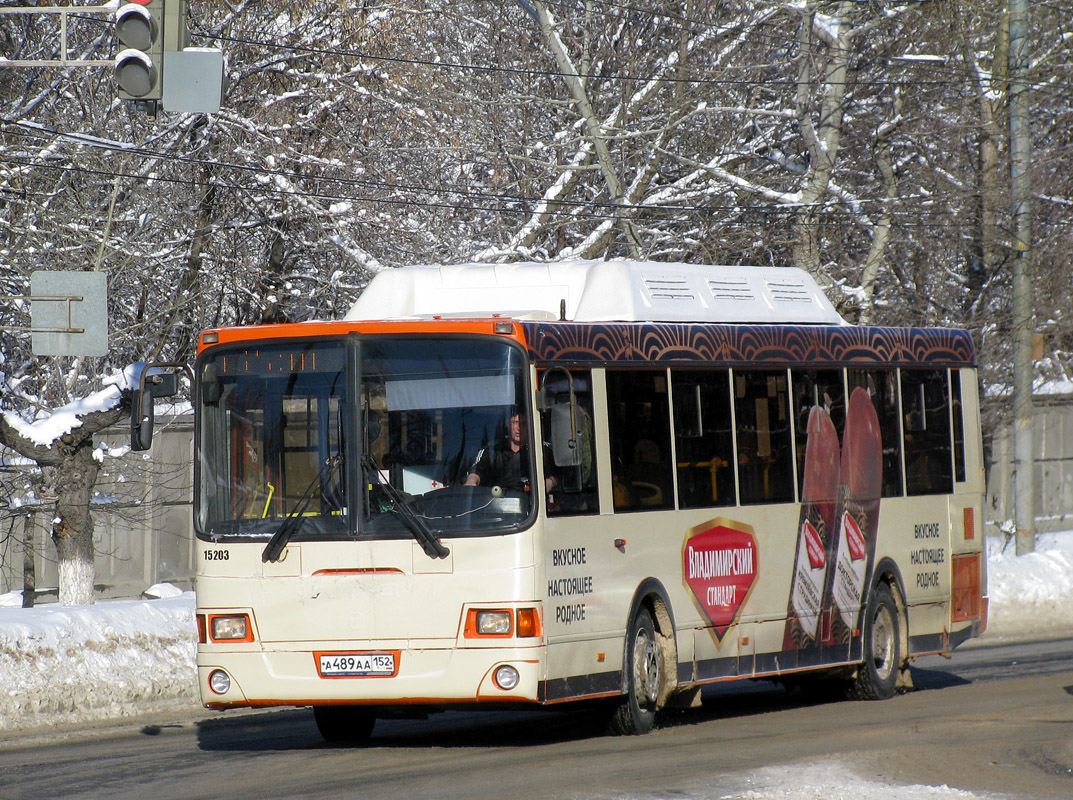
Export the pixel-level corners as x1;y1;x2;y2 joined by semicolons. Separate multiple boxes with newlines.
2;639;1072;800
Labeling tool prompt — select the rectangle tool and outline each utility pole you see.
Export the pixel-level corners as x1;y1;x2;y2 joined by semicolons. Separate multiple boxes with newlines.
1010;0;1035;555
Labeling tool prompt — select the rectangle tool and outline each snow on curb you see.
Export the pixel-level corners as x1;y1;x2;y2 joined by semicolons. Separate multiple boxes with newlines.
982;531;1073;642
0;589;198;733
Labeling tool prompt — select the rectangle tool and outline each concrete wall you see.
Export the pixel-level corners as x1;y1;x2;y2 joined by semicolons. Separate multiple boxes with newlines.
986;398;1073;535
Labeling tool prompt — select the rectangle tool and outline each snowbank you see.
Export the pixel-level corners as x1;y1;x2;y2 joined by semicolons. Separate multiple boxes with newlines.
1;533;1072;737
0;587;197;733
984;531;1073;641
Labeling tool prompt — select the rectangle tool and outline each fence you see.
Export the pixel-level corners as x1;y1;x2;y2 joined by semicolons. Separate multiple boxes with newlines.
986;395;1073;536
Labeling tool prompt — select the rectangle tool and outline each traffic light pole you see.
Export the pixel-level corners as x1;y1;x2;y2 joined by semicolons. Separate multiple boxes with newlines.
164;0;190;51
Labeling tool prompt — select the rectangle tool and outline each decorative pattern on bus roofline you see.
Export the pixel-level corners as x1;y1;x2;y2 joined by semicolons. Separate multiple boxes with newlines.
520;323;975;367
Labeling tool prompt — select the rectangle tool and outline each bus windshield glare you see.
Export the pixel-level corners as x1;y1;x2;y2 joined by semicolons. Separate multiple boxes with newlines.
196;337;532;540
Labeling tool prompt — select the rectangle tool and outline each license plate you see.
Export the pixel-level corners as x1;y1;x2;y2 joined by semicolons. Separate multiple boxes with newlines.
317;652;396;677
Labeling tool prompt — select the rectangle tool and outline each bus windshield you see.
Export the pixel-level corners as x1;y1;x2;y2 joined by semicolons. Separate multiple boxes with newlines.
196;336;532;541
360;337;533;536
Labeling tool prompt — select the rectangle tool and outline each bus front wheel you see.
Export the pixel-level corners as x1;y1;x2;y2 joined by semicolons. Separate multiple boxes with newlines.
607;606;661;735
313;705;377;743
847;583;900;701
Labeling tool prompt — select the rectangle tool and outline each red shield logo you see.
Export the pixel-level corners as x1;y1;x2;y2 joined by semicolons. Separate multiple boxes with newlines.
802;519;826;569
683;519;759;642
842;512;866;561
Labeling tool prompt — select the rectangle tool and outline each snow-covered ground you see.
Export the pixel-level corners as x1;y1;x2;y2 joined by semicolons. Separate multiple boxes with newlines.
0;582;197;734
2;533;1071;799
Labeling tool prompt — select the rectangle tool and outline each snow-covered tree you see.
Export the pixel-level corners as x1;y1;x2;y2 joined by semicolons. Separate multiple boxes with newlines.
0;382;129;606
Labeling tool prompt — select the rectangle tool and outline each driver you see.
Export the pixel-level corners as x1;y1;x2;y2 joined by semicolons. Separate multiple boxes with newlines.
464;411;555;493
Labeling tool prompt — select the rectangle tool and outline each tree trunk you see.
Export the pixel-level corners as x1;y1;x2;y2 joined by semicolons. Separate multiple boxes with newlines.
22;512;36;609
791;4;856;278
50;442;101;606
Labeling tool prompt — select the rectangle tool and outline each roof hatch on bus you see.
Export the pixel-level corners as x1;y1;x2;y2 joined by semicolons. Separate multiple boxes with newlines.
345;261;846;325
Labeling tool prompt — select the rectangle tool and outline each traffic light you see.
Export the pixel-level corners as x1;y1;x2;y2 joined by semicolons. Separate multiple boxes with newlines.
114;0;165;102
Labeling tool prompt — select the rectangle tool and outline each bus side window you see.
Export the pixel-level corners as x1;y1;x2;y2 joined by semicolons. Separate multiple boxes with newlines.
541;369;599;516
901;369;954;496
734;370;794;505
607;370;674;512
790;368;846;499
847;369;903;497
951;369;967;483
671;369;734;508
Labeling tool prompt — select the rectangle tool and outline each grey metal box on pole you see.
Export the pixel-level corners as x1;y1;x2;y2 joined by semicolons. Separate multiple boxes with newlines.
163;48;225;113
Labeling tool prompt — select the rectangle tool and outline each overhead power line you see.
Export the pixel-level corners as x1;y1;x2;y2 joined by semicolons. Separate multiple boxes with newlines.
2;145;1051;236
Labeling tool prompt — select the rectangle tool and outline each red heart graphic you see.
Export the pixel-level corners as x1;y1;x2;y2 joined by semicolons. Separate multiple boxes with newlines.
683;519;758;642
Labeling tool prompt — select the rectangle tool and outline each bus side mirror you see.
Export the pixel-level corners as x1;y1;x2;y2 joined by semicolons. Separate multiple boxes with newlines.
550;402;592;493
550;403;582;468
131;383;154;452
130;364;183;452
540;366;591;492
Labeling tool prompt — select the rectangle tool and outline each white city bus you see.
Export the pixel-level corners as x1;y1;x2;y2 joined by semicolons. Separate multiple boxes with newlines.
192;261;986;739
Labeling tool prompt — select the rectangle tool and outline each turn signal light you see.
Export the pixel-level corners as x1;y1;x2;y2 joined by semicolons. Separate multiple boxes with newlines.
516;608;541;638
963;507;975;540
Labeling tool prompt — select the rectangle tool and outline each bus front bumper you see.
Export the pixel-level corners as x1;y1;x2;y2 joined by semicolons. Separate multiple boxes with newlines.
197;645;544;710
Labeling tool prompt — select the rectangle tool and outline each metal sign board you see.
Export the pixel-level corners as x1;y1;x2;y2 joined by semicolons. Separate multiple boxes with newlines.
163;48;225;114
30;271;108;357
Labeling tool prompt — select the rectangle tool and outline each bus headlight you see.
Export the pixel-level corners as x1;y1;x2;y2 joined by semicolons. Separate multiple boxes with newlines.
208;669;231;695
494;665;520;691
477;610;512;635
466;609;512;637
210;614;252;641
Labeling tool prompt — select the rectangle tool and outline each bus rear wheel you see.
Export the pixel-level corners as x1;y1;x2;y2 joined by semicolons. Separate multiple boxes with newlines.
847;583;900;701
607;607;661;735
313;705;377;743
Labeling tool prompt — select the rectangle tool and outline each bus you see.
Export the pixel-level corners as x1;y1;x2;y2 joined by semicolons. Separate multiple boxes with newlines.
190;261;986;739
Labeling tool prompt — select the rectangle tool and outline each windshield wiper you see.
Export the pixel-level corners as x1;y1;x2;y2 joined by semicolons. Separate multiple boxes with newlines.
262;454;343;563
362;454;449;559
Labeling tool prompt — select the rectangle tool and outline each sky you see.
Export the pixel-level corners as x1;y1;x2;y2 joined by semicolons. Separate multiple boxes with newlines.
1;532;1071;799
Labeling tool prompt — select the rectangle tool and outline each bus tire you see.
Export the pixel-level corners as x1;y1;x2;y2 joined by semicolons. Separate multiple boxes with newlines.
607;606;660;735
313;705;377;743
847;583;900;701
